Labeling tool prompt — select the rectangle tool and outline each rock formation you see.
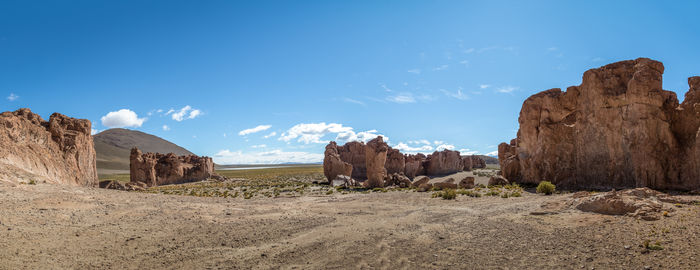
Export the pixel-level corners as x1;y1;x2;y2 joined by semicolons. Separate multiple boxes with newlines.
461;156;473;171
385;148;406;175
498;58;700;190
130;148;214;186
364;137;389;188
425;150;462;175
404;153;426;178
0;108;98;186
468;156;486;169
459;176;475;189
323;142;353;182
336;141;366;180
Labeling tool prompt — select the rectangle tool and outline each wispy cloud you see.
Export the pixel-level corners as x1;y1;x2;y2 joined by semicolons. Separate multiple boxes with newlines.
162;125;170;131
480;84;491;89
6;93;18;101
459;60;469;66
441;87;469;100
436;144;455;151
458;148;479;155
251;144;266;148
407;69;421;74
496;86;519;94
342;97;366;106
239;125;272;136
263;131;277;138
386;93;416;103
433;64;449;71
486;150;499;156
463;48;475;54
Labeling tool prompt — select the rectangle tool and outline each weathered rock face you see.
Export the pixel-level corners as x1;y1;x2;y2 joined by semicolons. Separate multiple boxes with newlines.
337;141;366;180
461;156;473;171
459;176;475;189
323;142;353;182
130;148;214;186
499;58;700;190
425;150;462;176
404;153;426;178
364;137;389;188
469;156;486;169
385;148;406;175
0;108;98;186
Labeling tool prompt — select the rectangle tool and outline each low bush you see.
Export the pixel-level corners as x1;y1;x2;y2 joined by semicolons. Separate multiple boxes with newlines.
536;181;556;195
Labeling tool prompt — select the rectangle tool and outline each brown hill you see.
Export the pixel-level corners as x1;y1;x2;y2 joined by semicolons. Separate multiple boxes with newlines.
94;128;193;174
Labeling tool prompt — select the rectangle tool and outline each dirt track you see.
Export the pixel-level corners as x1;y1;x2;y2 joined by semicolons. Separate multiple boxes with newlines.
1;183;699;269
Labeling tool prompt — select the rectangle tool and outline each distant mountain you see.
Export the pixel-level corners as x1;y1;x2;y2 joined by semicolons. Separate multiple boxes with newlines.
93;128;194;174
475;155;499;164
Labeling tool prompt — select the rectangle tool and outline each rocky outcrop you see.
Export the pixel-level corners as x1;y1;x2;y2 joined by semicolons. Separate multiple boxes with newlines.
337;141;366;180
385;173;411;188
425;150;462;176
404;153;426;178
411;176;430;188
0;108;98;186
488;175;509;186
499;58;700;190
323;142;353;182
459;176;475;189
461;156;473;171
385;148;405;175
364;137;389;188
469;156;486;169
130;148;214;186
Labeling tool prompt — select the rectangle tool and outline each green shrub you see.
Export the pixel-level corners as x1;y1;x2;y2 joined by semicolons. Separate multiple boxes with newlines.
643;240;663;250
433;189;457;200
510;191;522;197
28;179;36;185
485;190;500;196
536;181;556;195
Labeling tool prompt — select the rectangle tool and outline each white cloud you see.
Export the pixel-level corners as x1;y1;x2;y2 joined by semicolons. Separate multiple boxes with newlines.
263;131;277;138
407;69;421;74
214;149;324;164
441;87;469;100
459;60;469;66
6;93;18;101
433;140;444;145
239;125;272;136
336;129;388;144
156;109;164;113
486;150;499;157
496;86;519;93
463;48;475;53
169;105;202;121
251;144;267;148
380;84;393;92
279;122;386;144
394;142;433;153
342;97;366;106
479;84;491;89
91;128;100;135
433;64;449;71
100;109;146;128
409;139;431;145
459;148;478;155
436;144;455;151
386;93;416;103
162;125;170;131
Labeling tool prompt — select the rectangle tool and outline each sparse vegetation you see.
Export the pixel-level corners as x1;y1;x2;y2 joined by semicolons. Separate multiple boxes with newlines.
28;179;36;185
536;181;556;195
433;189;457;200
643;239;664;250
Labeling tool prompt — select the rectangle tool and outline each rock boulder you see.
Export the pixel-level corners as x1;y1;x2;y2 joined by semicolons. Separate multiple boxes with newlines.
425;150;462;176
0;108;98;186
499;58;700;190
130;148;214;186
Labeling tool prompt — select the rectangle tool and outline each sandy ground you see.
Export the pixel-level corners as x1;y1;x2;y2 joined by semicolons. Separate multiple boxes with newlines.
1;183;699;269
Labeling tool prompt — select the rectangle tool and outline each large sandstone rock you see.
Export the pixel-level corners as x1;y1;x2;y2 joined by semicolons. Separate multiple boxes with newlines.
499;58;700;190
461;156;473;171
337;141;366;180
469;156;486;169
404;153;426;178
130;148;214;186
411;175;430;188
323;142;353;182
425;150;462;176
0;108;98;186
385;147;405;175
364;136;388;188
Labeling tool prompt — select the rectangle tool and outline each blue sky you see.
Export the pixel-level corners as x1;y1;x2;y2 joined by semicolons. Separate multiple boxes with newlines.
2;1;699;164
